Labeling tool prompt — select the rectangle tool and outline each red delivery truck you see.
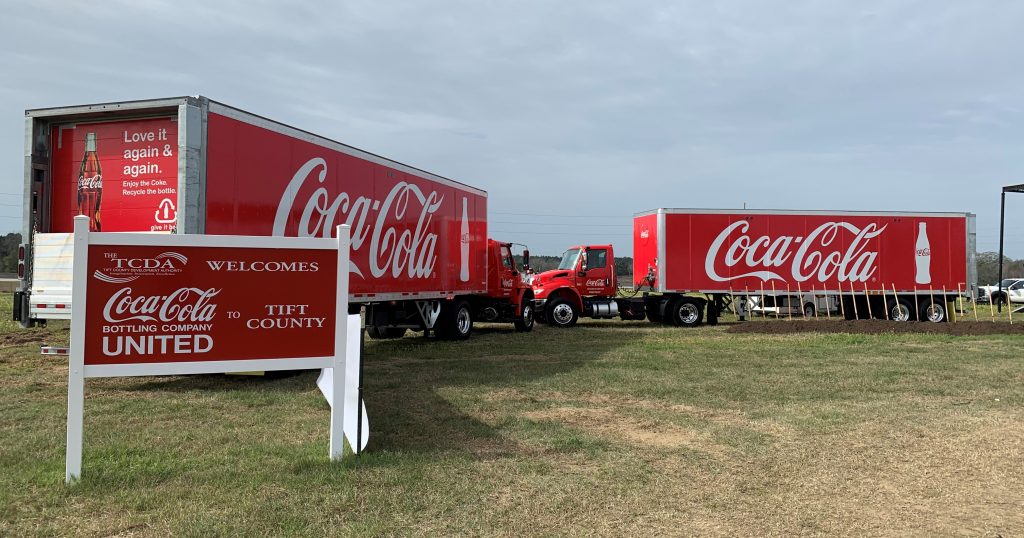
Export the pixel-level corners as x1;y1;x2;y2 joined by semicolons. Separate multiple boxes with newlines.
531;208;976;327
15;96;534;339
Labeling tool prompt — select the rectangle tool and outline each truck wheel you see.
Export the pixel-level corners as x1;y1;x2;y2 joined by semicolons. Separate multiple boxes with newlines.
670;298;704;327
367;326;407;339
803;303;815;318
919;299;947;323
384;328;407;338
547;298;578;328
438;300;473;340
888;299;914;321
514;301;534;332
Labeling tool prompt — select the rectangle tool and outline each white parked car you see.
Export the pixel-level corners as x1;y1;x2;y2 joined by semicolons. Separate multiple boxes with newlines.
748;293;839;317
978;278;1024;305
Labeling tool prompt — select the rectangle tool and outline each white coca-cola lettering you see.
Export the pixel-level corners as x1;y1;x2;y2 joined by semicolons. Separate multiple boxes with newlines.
272;158;443;279
459;197;470;282
78;174;102;189
705;220;887;283
102;287;221;323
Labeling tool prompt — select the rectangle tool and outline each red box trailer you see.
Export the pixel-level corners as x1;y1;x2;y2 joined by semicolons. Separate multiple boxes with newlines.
634;208;976;324
634;209;975;294
15;96;535;338
530;208;976;328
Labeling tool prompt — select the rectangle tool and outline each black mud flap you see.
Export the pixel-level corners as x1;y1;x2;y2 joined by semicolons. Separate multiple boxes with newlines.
12;291;24;323
706;302;719;326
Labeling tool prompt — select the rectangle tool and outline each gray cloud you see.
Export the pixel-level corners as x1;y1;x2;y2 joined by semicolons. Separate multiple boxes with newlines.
2;0;1023;258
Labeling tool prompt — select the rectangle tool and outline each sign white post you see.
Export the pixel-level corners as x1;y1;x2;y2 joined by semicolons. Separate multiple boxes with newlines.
330;224;350;461
66;216;89;484
64;216;353;483
316;315;370;453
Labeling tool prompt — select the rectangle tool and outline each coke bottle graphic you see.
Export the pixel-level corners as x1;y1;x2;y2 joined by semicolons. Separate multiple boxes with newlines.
915;222;931;285
77;132;102;231
460;197;470;282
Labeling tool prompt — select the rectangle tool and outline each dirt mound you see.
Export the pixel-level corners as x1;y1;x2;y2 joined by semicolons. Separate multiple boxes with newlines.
725;319;1024;336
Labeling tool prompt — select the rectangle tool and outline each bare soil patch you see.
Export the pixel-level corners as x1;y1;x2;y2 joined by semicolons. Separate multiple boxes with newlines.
488;388;791;437
0;331;49;348
726;319;1024;336
522;406;716;451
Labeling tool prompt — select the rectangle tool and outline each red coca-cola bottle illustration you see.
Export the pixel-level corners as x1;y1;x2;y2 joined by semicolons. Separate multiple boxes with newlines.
77;132;102;231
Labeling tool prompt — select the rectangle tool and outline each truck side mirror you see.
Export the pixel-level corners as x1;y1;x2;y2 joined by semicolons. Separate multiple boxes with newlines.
522;249;530;271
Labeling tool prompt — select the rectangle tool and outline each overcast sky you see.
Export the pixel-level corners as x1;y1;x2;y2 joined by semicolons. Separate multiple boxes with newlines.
2;0;1023;257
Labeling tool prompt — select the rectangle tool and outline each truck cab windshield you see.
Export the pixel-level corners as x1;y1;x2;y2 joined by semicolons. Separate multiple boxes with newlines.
558;249;582;270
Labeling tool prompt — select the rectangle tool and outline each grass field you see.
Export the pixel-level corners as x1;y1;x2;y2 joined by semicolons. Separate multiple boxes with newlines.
1;299;1023;536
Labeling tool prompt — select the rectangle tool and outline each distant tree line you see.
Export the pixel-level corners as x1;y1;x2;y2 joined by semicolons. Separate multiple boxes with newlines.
976;251;1024;285
0;233;19;274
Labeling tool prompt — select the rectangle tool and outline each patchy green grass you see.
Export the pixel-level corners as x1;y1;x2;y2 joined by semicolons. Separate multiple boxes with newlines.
1;297;1022;536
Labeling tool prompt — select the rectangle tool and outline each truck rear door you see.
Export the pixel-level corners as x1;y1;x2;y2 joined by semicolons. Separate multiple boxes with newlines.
19;99;191;326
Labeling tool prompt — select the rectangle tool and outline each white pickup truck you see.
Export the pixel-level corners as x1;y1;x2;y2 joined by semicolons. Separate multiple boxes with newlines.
977;278;1024;305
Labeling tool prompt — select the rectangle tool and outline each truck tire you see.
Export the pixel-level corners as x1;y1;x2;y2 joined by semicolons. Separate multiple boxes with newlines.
384;327;407;338
670;298;704;327
888;298;914;321
367;326;407;339
919;298;947;323
514;301;534;332
547;298;578;328
803;303;815;318
438;300;473;340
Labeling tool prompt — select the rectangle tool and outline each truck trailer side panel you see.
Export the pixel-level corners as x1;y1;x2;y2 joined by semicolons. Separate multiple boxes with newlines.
633;209;975;295
201;105;488;300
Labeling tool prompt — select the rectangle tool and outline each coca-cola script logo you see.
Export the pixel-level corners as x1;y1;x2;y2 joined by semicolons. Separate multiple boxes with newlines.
704;220;887;283
102;287;220;323
272;158;442;279
78;174;102;190
93;252;188;284
639;225;650;245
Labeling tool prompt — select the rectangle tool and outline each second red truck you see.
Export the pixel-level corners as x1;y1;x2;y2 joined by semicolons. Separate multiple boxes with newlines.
532;208;977;327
